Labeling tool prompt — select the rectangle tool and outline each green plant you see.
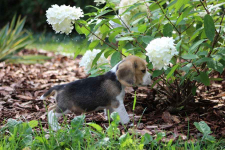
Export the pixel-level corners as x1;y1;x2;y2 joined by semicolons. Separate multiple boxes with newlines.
62;0;225;109
0;15;33;61
0;116;224;149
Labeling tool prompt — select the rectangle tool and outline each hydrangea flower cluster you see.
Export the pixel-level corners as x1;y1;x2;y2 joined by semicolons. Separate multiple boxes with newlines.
94;0;106;6
146;37;178;70
79;49;109;73
119;0;149;27
46;4;84;35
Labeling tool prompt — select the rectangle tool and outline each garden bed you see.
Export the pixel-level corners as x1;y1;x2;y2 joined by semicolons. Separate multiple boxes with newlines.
1;49;224;141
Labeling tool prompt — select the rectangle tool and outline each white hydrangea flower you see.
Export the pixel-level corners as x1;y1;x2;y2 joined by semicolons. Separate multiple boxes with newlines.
94;0;106;6
119;0;149;27
146;37;178;70
79;49;109;73
46;4;84;35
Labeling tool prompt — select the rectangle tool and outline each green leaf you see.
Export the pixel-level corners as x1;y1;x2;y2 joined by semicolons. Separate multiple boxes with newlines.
86;123;103;132
100;24;109;34
152;70;163;78
199;72;210;86
176;13;184;25
95;10;113;18
194;121;211;135
195;57;212;65
166;64;179;80
91;50;104;68
75;24;82;34
176;39;182;51
142;36;153;44
138;24;147;33
104;49;115;58
151;78;161;88
133;91;137;111
110;51;121;67
163;23;173;37
189;39;206;53
204;14;215;42
71;115;85;128
28;120;38;128
118;41;126;51
175;0;189;12
109;29;122;43
144;133;153;145
180;63;192;73
81;26;90;36
181;54;199;59
110;112;120;123
89;40;99;50
116;37;134;41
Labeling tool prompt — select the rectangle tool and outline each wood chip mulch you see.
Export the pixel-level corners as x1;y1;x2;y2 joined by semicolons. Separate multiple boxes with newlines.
0;49;224;140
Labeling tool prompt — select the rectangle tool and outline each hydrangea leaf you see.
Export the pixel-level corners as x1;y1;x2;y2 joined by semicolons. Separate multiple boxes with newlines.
110;51;121;67
91;50;104;68
199;72;210;86
181;54;199;59
142;36;153;44
204;14;215;42
189;39;206;53
175;0;189;12
163;23;173;37
89;40;99;50
152;70;163;78
166;64;179;80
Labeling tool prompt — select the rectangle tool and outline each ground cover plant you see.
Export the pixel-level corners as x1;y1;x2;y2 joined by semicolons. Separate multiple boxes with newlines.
1;112;224;149
0;0;225;149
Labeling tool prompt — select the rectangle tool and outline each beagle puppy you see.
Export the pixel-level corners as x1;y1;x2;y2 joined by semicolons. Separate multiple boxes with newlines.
40;56;152;131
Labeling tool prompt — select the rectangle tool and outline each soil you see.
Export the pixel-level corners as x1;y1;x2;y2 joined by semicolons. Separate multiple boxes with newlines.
0;49;224;140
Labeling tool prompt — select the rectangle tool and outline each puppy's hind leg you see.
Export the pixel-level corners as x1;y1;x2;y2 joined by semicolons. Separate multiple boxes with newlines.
48;107;70;131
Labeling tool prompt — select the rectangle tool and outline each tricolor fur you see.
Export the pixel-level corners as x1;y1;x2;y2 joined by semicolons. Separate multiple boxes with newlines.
40;56;152;131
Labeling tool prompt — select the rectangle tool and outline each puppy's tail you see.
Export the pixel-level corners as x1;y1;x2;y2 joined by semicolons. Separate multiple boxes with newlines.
40;85;65;100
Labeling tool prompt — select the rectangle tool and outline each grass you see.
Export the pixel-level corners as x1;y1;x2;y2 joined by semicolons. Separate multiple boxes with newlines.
0;113;224;150
26;32;87;56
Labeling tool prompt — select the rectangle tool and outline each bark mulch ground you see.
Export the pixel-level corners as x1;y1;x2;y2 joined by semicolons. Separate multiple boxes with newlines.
0;49;224;140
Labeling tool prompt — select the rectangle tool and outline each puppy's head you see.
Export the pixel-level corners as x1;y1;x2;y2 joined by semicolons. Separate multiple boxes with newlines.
116;56;152;87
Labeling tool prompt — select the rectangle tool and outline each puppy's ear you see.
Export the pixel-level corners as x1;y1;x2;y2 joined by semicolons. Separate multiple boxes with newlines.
116;61;136;87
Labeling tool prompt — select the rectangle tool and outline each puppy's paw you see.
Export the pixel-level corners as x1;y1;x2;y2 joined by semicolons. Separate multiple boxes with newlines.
51;124;61;131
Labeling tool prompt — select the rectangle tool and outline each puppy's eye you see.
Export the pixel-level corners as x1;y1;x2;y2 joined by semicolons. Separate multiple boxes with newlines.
141;69;146;73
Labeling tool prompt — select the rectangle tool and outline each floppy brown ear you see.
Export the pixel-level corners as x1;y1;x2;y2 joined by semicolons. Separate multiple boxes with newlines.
116;61;136;87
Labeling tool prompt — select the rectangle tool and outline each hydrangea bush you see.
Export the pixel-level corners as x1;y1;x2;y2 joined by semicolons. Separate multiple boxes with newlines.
46;0;225;108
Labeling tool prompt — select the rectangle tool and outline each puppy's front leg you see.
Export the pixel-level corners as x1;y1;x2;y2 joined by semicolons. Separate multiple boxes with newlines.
113;103;130;124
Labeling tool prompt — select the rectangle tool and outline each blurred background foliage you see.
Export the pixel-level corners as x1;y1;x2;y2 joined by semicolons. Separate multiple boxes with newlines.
0;0;95;62
0;0;95;31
